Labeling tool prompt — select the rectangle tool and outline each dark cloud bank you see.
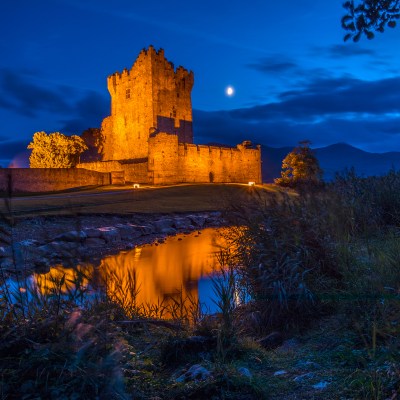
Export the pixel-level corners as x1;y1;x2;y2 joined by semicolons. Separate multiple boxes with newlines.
194;75;400;150
0;69;109;134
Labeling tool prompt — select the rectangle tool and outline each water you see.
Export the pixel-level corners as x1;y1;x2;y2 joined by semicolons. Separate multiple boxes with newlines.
7;228;230;317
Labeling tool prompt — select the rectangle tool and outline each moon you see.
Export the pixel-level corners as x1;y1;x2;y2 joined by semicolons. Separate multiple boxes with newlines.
226;86;234;96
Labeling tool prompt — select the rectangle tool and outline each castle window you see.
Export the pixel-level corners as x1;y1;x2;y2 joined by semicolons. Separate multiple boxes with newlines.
126;88;131;99
173;109;177;118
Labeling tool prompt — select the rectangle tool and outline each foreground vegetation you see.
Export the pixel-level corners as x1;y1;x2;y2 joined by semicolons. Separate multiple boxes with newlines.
1;171;400;399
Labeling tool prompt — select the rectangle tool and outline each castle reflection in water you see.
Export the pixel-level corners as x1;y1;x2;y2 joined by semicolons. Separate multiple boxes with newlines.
34;228;229;317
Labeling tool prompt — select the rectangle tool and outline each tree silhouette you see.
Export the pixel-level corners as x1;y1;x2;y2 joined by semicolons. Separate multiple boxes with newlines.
28;132;88;168
342;0;400;41
275;141;323;187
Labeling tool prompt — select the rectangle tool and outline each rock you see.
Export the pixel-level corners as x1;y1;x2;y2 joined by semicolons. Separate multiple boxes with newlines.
0;257;14;269
53;230;87;242
39;241;78;254
34;258;51;271
161;227;177;235
18;239;40;248
85;237;106;247
278;338;300;352
173;217;191;230
126;224;143;238
37;241;83;261
83;228;102;238
115;224;136;240
98;227;121;243
273;370;288;376
188;215;206;228
182;336;215;352
0;246;11;258
176;364;211;382
137;225;154;235
293;372;315;383
258;332;283;350
295;360;321;370
153;219;175;232
237;367;252;378
209;211;222;218
206;217;222;226
312;381;329;390
14;242;42;260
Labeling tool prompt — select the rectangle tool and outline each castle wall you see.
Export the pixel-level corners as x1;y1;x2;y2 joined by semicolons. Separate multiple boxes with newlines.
0;168;111;193
177;143;262;184
77;161;150;184
120;162;149;183
148;133;262;185
148;133;179;184
101;46;193;161
77;161;123;173
151;52;193;142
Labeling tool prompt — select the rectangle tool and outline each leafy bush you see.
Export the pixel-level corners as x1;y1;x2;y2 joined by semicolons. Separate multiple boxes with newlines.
275;141;323;188
27;131;87;168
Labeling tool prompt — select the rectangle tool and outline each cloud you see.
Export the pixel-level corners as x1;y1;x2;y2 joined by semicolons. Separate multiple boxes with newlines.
0;139;28;160
0;69;71;117
0;68;108;136
312;44;376;58
247;57;298;74
59;91;109;134
193;74;400;151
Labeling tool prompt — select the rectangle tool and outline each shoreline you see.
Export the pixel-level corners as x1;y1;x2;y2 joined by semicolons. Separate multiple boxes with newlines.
0;211;226;275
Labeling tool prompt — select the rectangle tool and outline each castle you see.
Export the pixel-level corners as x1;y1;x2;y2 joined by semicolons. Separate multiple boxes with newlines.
78;46;262;185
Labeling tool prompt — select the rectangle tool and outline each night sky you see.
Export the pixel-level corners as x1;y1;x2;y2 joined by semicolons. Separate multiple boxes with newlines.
1;0;400;167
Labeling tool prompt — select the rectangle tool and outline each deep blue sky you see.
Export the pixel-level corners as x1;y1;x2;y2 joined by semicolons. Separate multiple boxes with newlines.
1;0;400;167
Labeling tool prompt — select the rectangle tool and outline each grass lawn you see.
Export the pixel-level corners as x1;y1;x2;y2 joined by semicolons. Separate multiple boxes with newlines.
0;183;280;216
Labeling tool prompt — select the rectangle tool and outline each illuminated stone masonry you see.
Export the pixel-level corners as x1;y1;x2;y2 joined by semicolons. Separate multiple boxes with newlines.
78;46;262;184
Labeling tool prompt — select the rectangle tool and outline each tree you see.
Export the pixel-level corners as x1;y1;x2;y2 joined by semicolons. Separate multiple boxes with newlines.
275;141;323;187
27;131;88;168
342;0;400;41
80;128;104;162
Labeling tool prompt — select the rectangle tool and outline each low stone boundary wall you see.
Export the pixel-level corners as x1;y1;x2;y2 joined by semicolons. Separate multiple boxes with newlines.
77;160;150;184
0;168;111;193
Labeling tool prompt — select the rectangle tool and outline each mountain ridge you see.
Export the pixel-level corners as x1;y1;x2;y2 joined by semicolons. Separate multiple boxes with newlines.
258;143;400;182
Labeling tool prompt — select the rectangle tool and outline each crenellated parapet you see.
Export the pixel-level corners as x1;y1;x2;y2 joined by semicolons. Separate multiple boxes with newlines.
101;46;194;161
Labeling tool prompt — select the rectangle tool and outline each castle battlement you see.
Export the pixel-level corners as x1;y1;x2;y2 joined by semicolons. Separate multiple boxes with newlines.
101;46;194;161
107;45;193;90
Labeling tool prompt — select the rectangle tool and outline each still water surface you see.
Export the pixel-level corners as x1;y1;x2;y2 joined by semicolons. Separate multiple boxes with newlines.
32;228;229;315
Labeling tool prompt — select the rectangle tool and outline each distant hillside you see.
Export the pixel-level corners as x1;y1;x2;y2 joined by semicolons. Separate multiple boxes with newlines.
261;143;400;182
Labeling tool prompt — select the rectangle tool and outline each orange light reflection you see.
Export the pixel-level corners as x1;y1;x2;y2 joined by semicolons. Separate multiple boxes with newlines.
33;228;229;318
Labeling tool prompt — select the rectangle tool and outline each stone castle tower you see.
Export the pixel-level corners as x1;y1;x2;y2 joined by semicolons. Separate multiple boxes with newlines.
78;46;262;185
101;46;194;160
